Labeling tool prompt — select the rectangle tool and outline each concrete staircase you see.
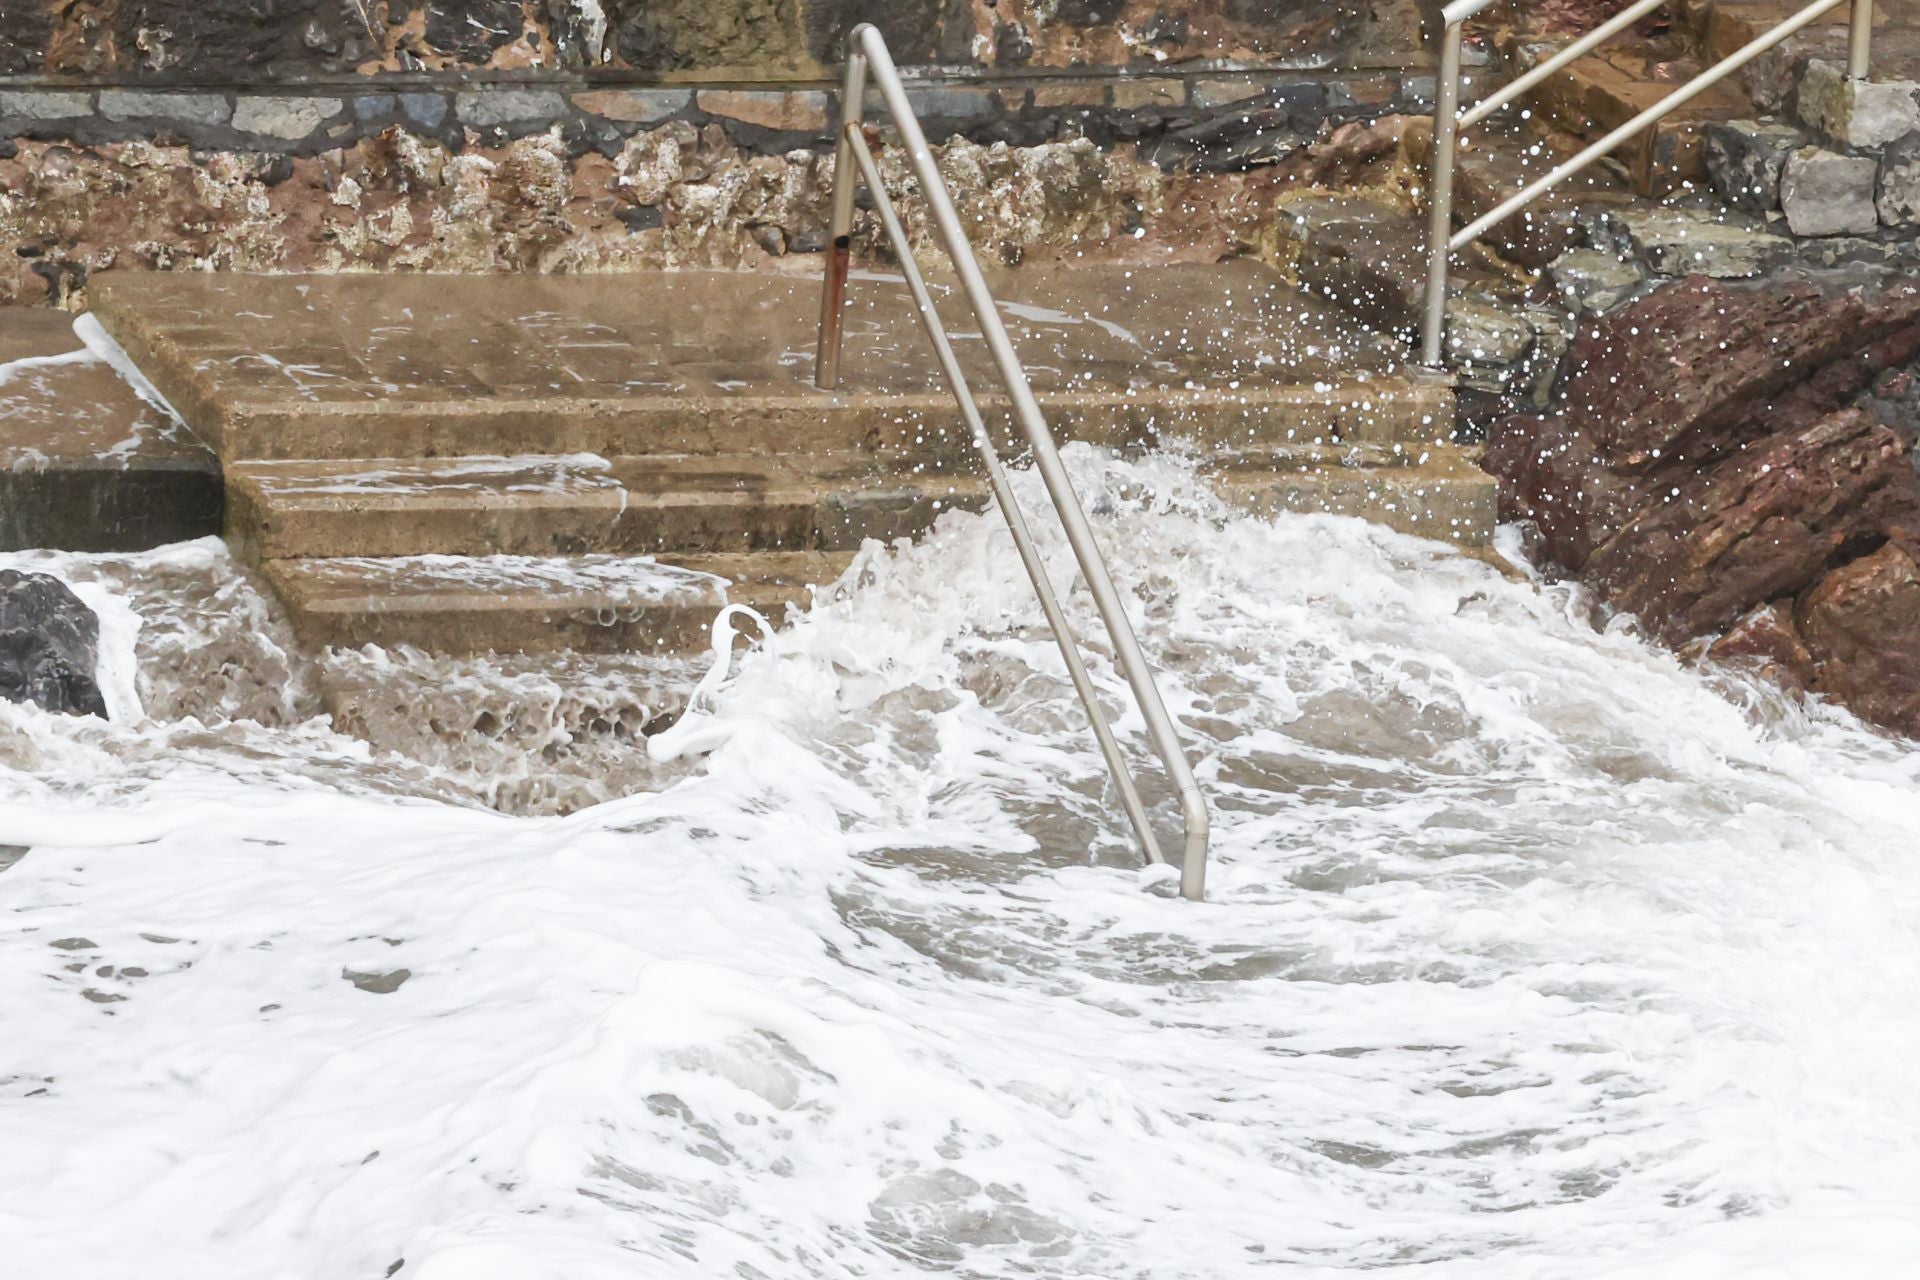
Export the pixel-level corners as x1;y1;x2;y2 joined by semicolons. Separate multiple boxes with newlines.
87;263;1486;656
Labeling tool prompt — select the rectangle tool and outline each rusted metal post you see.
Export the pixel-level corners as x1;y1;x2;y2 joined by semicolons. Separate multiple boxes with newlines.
814;34;869;391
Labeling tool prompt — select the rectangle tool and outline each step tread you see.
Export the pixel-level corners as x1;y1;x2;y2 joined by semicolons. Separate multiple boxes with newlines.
265;548;851;611
262;549;855;653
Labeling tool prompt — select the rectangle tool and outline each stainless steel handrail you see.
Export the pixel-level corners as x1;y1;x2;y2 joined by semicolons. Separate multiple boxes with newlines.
1420;0;1873;367
813;23;1211;901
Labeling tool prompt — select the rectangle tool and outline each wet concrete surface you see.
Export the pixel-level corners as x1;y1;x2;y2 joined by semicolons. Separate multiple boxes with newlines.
0;309;220;552
87;264;1417;460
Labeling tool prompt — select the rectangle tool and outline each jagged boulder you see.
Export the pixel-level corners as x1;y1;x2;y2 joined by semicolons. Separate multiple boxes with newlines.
0;569;107;718
1486;274;1920;736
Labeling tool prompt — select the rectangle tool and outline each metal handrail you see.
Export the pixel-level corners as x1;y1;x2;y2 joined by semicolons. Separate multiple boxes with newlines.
1420;0;1873;367
813;23;1211;901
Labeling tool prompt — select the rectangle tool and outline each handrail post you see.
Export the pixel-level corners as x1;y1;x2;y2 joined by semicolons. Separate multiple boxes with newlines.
1420;21;1464;370
814;41;867;391
817;23;1212;900
1851;0;1873;80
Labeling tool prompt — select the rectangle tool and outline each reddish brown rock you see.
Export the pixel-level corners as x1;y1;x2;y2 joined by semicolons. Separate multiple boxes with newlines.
1799;541;1920;735
1708;601;1815;687
1583;407;1920;642
1486;274;1920;737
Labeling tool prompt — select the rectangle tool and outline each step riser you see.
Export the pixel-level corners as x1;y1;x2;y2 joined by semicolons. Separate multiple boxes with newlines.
1217;474;1499;549
180;389;1456;463
231;483;995;559
263;554;842;657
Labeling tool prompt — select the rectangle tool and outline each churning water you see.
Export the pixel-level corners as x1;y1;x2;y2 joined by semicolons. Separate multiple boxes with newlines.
5;449;1920;1279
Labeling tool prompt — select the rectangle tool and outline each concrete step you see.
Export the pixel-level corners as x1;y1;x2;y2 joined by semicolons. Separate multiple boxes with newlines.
227;453;997;559
262;550;854;655
1498;30;1752;194
1211;449;1497;549
232;442;1451;562
0;311;221;553
85;267;1452;462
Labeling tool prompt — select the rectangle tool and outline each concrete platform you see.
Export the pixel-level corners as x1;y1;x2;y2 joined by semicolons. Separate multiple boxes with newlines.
75;264;1492;654
88;266;1445;461
0;310;220;552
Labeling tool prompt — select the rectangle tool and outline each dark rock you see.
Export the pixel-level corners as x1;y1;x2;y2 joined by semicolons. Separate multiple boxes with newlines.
1878;133;1920;228
1799;540;1920;735
1703;119;1807;214
424;0;524;65
0;570;108;719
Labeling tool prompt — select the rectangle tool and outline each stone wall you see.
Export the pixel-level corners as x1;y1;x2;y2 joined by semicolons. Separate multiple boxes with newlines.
0;0;1425;82
0;1;1437;306
0;66;1435;307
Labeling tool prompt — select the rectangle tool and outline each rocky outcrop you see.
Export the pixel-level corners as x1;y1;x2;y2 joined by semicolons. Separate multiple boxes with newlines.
1486;273;1920;736
0;569;107;718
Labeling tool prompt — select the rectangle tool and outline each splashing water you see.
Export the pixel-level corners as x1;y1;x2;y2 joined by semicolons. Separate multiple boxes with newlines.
4;449;1920;1279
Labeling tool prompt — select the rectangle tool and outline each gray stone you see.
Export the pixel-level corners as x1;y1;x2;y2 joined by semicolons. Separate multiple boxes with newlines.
399;93;448;129
1610;206;1793;278
897;86;995;120
98;90;230;127
1878;133;1920;226
1398;75;1436;110
0;570;106;719
1796;235;1908;268
0;90;91;120
1703;119;1807;213
454;89;569;127
1445;298;1535;370
352;95;397;123
1550;248;1645;313
1797;59;1920;149
232;96;343;141
1781;146;1879;236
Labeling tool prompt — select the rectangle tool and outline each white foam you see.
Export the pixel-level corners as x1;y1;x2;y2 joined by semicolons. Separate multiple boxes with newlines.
3;451;1920;1277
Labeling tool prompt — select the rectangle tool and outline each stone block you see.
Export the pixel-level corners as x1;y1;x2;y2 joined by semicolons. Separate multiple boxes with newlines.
897;86;995;120
1193;78;1263;109
1550;248;1645;313
1798;59;1920;149
0;90;91;120
1703;118;1807;213
232;96;344;140
694;89;827;131
572;89;691;123
454;89;569;128
1610;206;1793;277
1110;78;1184;110
98;90;230;127
400;94;449;129
352;95;397;123
1032;82;1104;108
1878;133;1920;226
1781;146;1879;236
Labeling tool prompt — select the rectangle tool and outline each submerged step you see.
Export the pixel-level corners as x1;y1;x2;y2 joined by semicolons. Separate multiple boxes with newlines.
1211;450;1497;549
263;550;854;655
